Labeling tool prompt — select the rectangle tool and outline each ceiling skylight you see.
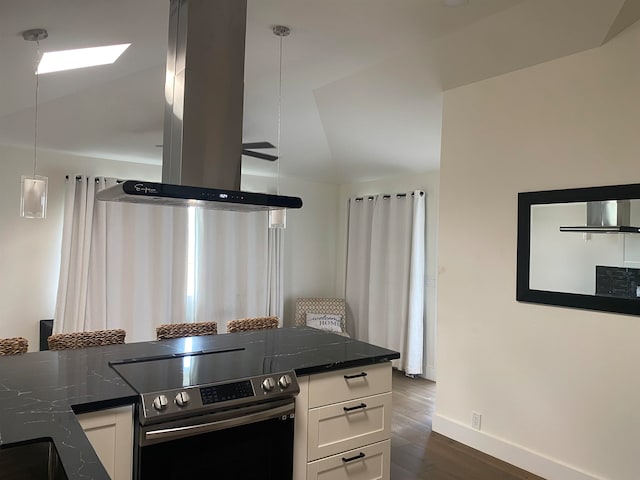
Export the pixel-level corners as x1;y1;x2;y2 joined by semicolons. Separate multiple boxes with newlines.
37;43;131;74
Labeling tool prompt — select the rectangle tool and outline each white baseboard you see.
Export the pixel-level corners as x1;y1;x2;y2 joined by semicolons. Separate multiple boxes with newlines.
432;414;606;480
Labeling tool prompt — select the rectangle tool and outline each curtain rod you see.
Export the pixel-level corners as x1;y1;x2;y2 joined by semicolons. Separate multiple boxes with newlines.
64;175;124;184
355;191;424;202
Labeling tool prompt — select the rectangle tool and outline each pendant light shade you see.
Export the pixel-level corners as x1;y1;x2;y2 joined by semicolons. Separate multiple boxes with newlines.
20;28;48;220
20;175;48;219
268;25;290;229
268;209;286;229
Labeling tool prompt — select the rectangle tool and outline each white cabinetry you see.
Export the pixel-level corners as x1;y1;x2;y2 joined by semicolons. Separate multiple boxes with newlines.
76;405;133;480
294;362;392;480
307;440;390;480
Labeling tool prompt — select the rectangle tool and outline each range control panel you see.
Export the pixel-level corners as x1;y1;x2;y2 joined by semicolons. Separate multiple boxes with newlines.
139;371;299;425
200;379;254;405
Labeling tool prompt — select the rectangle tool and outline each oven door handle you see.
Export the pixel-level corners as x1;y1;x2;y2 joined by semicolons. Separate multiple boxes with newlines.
144;402;294;443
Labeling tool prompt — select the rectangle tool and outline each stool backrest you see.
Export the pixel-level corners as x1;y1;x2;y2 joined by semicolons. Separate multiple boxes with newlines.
156;321;218;340
0;337;28;355
47;329;126;351
226;316;279;333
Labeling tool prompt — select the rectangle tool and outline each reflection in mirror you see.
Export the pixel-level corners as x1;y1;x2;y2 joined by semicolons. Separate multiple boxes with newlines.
517;184;640;316
530;201;640;296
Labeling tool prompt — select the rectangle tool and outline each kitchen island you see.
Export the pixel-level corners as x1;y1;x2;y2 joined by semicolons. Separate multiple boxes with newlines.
0;326;398;479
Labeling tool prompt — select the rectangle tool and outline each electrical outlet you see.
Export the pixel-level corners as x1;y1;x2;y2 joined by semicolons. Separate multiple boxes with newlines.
471;412;482;430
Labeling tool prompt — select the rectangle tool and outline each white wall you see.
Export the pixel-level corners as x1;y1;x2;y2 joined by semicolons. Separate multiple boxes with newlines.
242;175;340;326
0;145;160;351
337;172;439;380
435;21;640;480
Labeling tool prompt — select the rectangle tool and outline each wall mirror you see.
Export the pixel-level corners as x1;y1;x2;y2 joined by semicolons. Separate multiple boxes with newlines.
517;183;640;316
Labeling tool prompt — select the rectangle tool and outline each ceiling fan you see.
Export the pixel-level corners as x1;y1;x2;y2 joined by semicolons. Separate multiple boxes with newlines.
157;141;278;161
242;141;278;161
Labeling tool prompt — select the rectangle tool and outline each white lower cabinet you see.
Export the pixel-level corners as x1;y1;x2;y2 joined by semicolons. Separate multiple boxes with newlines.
294;362;392;480
307;440;390;480
308;392;392;461
76;405;134;480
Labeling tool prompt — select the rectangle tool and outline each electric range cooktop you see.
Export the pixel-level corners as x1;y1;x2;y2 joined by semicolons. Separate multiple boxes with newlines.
110;348;299;424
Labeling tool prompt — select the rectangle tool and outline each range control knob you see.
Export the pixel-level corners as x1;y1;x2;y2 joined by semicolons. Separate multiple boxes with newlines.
152;394;169;411
175;391;190;407
278;374;292;389
262;377;276;392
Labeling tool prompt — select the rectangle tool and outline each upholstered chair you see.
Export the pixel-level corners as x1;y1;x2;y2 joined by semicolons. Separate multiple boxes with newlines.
294;298;349;336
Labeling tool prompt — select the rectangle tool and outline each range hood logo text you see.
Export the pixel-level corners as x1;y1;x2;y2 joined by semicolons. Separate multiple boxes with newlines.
134;183;159;194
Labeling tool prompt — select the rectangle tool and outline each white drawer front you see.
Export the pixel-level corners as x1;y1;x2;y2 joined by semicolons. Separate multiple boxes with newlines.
307;439;390;480
308;363;391;408
308;392;391;461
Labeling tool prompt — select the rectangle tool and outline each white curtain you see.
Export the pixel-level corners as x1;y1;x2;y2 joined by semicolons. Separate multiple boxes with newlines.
100;198;190;341
54;176;101;334
191;209;282;333
55;176;283;340
54;176;190;341
345;191;425;375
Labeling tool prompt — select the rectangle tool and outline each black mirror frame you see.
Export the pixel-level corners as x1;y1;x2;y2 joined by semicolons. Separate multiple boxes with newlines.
516;183;640;316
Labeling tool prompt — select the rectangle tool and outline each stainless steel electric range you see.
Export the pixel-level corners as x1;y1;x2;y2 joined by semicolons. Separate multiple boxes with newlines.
110;346;299;480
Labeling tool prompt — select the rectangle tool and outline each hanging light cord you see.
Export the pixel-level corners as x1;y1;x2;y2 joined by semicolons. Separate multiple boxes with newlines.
32;38;41;179
276;31;284;196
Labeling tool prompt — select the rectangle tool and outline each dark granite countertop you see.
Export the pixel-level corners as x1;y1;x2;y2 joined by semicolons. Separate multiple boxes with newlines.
0;326;398;479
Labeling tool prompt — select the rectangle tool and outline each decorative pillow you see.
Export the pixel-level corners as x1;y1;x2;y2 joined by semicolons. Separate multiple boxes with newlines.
306;313;343;333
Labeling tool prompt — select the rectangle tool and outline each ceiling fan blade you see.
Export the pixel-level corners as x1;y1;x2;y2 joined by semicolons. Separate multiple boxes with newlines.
242;141;275;150
242;149;278;161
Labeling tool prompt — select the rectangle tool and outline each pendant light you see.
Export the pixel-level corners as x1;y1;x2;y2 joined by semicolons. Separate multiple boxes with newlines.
268;25;290;229
20;28;49;219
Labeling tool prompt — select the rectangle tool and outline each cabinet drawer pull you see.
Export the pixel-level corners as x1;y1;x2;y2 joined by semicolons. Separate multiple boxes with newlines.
342;452;366;463
343;403;367;412
343;372;367;380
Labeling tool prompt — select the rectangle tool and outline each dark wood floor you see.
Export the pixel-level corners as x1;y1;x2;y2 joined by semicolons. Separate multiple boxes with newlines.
391;370;544;480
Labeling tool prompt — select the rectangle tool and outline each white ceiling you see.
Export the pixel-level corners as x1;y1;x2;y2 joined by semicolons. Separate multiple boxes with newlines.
1;0;638;184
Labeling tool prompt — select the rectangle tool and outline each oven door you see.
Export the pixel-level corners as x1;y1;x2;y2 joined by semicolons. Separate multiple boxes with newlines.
136;398;296;480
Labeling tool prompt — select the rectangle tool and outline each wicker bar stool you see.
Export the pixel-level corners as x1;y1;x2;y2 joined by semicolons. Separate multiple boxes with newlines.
0;337;28;355
226;316;279;333
47;329;126;351
156;321;218;340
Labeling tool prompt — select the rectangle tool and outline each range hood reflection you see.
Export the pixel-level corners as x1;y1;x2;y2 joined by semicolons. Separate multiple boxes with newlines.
560;200;640;234
559;225;640;233
96;181;302;212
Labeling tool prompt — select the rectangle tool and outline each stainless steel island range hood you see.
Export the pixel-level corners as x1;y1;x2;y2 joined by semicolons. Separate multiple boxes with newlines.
97;0;302;212
560;200;640;233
